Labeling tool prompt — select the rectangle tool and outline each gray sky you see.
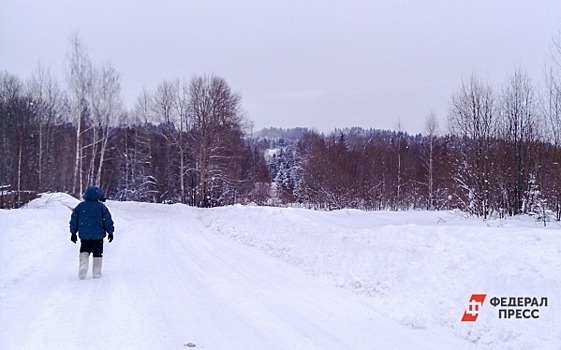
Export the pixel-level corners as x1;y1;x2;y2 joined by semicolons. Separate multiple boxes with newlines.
1;0;560;134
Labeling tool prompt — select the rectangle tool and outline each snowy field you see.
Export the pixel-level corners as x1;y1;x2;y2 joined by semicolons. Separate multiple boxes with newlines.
1;193;560;350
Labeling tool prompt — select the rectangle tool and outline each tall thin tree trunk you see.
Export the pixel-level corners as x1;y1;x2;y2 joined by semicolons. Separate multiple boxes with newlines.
17;141;23;207
428;139;434;210
38;123;43;190
73;117;82;195
180;133;185;203
95;126;109;186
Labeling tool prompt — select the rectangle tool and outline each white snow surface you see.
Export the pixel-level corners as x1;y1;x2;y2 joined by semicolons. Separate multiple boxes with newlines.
1;193;560;350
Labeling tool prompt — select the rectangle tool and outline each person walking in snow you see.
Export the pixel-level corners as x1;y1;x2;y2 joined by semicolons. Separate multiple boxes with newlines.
69;185;115;279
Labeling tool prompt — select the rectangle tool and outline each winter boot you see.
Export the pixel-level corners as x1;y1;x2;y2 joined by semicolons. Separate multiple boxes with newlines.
79;252;89;280
92;257;103;279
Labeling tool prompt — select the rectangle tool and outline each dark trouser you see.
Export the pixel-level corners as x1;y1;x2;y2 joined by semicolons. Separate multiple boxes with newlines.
80;239;104;258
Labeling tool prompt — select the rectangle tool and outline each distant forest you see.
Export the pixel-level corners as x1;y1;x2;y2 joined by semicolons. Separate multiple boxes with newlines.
2;35;561;221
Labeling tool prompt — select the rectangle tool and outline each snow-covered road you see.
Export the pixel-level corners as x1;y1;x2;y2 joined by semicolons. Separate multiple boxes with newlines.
1;194;560;349
0;196;468;350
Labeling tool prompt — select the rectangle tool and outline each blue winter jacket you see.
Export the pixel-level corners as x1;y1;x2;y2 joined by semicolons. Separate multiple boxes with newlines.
70;186;114;240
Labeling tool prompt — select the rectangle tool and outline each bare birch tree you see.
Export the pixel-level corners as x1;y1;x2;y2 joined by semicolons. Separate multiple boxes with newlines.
90;63;123;186
541;32;561;219
498;68;540;214
448;75;496;218
173;79;190;203
67;34;92;196
423;113;439;210
188;75;244;207
544;32;561;146
152;80;178;201
28;64;66;191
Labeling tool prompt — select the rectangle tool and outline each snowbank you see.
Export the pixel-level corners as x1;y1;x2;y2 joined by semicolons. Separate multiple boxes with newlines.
202;205;561;349
0;193;77;283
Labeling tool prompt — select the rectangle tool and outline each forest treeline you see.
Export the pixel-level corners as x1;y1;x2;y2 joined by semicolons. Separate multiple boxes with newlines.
2;35;561;220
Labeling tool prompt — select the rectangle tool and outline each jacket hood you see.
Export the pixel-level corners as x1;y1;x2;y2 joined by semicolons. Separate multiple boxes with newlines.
83;186;105;201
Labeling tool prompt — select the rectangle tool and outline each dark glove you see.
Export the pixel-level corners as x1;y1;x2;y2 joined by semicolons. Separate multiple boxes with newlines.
108;233;114;243
71;233;77;244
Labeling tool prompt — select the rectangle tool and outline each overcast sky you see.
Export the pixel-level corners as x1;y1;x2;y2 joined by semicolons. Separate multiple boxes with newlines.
1;0;560;134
